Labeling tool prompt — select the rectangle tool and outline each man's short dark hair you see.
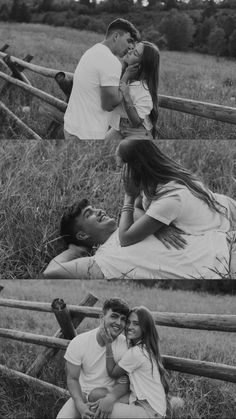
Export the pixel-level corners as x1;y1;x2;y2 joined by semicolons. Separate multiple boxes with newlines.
103;298;129;318
60;199;93;249
106;18;140;42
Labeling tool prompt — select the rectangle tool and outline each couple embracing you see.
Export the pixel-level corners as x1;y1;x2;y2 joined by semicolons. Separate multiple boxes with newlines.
57;298;168;419
64;18;159;141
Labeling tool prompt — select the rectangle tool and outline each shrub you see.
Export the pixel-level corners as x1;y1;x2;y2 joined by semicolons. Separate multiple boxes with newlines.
207;26;227;56
159;10;195;51
229;28;236;57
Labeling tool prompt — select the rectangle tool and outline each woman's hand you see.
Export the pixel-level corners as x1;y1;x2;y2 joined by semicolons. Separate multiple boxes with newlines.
99;319;113;345
122;164;140;198
122;63;139;82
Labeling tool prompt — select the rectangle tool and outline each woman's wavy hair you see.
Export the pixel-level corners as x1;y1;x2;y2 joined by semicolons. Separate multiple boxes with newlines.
127;306;169;395
117;139;227;216
137;41;160;139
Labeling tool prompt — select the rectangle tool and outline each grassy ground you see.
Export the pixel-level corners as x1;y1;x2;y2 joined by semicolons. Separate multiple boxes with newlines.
0;139;236;279
0;22;236;139
0;280;235;418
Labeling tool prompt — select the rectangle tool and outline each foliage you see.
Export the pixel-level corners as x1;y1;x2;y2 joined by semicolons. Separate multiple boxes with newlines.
228;29;236;57
207;26;227;56
159;10;195;51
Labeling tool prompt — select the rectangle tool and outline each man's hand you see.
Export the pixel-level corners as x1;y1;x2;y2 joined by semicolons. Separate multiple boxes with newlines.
155;224;188;250
92;394;116;419
77;402;94;419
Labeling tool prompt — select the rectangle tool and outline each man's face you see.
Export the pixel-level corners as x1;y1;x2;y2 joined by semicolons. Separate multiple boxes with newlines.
75;205;117;242
103;309;127;339
114;31;135;57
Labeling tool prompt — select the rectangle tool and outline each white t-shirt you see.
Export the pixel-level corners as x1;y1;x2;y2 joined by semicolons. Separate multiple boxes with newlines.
64;43;122;139
118;346;166;417
64;328;127;394
94;184;231;279
109;81;153;130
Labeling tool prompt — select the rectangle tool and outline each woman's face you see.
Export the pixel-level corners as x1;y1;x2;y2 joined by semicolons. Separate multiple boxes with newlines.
126;312;142;341
123;42;144;66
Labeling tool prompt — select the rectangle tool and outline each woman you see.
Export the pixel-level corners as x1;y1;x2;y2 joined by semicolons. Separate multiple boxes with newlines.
104;306;168;418
116;139;232;279
105;41;160;141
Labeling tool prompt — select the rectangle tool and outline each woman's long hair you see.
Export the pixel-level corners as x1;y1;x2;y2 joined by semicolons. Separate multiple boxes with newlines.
127;306;169;395
136;41;160;139
118;140;227;216
122;41;160;139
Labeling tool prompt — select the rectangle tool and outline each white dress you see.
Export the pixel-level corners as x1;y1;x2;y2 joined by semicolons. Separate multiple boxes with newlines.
94;182;231;279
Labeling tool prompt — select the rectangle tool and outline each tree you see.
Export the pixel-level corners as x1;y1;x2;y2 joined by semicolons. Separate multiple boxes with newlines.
207;26;227;56
203;0;216;19
0;4;10;21
165;0;178;10
229;29;236;57
10;0;20;20
159;10;195;51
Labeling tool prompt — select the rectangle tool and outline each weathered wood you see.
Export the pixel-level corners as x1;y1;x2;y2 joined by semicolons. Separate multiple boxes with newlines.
0;71;67;112
3;55;31;85
51;298;76;340
26;293;98;377
0;328;69;349
55;72;73;100
164;355;236;383
0;51;73;79
1;329;235;383
14;54;34;73
0;364;69;397
38;102;64;124
1;298;236;332
0;101;42;140
0;44;9;52
159;94;236;125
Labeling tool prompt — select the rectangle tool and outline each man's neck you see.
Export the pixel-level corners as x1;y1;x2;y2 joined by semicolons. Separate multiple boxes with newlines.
96;226;117;245
102;38;115;55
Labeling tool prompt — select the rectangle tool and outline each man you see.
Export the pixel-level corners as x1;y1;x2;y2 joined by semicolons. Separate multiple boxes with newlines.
57;298;130;419
43;199;187;280
64;19;140;140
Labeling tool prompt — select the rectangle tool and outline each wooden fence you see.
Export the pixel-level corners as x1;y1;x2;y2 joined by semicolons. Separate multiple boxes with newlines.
1;46;236;139
0;292;236;401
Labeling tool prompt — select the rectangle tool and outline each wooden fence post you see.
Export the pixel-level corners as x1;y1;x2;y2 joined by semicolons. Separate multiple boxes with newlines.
51;298;76;340
26;293;98;377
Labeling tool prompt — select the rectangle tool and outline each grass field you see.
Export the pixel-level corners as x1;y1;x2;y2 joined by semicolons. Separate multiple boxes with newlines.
0;139;236;279
0;22;236;139
0;280;236;418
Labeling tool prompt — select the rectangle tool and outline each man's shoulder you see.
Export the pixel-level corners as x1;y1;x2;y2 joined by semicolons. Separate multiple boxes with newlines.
70;327;97;344
113;333;128;348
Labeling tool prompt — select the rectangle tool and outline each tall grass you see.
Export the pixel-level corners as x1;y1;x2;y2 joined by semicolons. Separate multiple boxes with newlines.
0;139;236;278
0;280;236;418
0;23;236;139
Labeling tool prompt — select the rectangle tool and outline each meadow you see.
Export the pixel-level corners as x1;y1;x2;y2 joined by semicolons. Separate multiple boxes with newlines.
0;139;236;279
0;22;236;139
0;280;236;419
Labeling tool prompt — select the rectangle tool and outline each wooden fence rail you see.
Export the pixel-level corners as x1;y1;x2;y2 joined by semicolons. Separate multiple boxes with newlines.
1;298;236;332
1;53;236;126
1;327;236;383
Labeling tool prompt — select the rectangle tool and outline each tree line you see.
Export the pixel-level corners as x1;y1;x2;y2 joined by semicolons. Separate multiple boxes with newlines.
1;0;236;58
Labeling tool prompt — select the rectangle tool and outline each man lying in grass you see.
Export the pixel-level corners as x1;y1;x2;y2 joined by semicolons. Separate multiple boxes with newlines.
43;196;236;280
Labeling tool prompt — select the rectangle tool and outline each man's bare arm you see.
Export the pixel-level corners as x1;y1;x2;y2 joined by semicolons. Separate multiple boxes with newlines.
100;86;123;111
43;245;103;279
66;362;93;419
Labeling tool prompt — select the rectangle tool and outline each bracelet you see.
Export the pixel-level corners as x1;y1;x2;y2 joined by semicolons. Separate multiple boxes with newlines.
121;204;134;213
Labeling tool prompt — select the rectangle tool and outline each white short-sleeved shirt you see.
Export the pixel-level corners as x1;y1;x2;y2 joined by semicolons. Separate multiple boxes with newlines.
64;43;122;139
118;346;166;417
109;81;153;130
64;328;128;394
94;184;231;279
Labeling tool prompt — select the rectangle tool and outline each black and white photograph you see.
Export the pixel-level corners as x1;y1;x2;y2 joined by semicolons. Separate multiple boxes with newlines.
0;0;236;139
0;280;236;418
0;1;236;418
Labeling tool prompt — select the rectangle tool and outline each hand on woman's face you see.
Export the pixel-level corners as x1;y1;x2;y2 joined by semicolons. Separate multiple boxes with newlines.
122;164;140;198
